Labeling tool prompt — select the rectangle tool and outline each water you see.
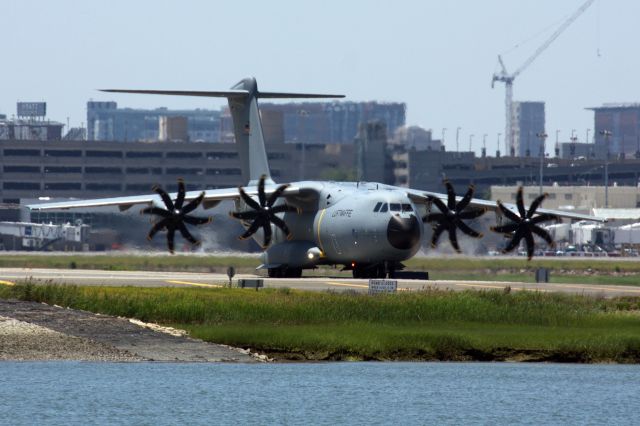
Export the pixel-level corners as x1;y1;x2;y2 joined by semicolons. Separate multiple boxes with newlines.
0;362;638;425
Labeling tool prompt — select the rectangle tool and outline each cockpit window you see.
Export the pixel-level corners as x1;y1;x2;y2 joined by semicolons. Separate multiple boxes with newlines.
379;203;389;213
390;203;401;212
373;202;382;212
402;203;413;212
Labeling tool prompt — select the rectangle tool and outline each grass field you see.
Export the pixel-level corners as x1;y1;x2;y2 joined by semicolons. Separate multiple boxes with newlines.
3;282;639;362
1;253;639;286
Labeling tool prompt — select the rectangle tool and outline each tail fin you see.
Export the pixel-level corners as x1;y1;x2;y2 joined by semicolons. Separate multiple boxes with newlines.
101;78;343;184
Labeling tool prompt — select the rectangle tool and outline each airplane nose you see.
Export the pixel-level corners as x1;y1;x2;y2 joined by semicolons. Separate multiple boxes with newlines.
387;214;420;250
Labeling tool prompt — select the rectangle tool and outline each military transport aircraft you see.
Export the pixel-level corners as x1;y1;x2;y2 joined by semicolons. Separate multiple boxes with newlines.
29;78;606;278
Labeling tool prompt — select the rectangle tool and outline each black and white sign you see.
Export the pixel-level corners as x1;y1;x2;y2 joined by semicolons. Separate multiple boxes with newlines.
17;102;46;117
368;279;397;294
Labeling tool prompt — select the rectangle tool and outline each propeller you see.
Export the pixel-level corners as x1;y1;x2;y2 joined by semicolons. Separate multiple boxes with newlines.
424;180;486;252
140;179;212;254
491;187;559;260
229;175;299;248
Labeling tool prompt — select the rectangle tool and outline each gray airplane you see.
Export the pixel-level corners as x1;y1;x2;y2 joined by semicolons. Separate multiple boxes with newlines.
29;78;605;278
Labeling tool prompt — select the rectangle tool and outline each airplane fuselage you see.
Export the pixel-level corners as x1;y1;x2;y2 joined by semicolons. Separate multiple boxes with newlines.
237;181;425;271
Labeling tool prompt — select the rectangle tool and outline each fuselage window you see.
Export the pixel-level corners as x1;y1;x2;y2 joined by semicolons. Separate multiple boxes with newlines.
380;203;389;213
373;202;382;212
402;203;413;212
390;203;401;212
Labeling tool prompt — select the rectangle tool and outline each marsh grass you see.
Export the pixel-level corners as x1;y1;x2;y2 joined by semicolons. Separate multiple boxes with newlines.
2;283;639;362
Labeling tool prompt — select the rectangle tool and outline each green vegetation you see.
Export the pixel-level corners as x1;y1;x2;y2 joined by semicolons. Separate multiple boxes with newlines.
2;282;639;362
0;254;260;272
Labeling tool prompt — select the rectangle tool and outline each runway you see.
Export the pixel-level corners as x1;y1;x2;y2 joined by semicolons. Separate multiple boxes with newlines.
2;267;640;298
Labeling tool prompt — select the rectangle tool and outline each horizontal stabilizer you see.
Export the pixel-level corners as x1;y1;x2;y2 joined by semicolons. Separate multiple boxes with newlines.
100;89;249;98
258;92;344;99
100;89;344;99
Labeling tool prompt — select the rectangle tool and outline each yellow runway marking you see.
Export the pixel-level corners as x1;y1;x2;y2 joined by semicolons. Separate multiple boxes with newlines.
456;283;508;290
553;283;640;293
455;283;548;292
327;281;369;289
166;280;222;288
0;280;15;286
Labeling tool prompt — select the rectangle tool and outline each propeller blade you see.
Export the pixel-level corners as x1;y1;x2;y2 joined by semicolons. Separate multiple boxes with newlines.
266;183;290;207
178;222;199;245
516;187;526;218
530;213;559;225
491;222;519;234
502;227;525;253
424;212;445;223
448;224;461;252
147;218;170;240
457;221;482;238
153;185;174;211
229;210;259;221
140;206;171;218
182;191;205;214
531;225;555;246
167;227;176;254
445;180;456;209
175;179;186;210
497;202;522;223
239;219;262;240
238;186;261;211
257;175;267;207
183;215;212;226
524;229;535;260
429;196;449;215
431;224;446;247
270;215;292;238
458;207;486;220
456;185;475;213
527;193;548;218
261;222;272;247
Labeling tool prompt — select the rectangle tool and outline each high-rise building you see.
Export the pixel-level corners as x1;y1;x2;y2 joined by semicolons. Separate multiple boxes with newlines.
86;102;221;142
355;120;390;183
588;103;640;157
222;101;406;145
511;101;545;157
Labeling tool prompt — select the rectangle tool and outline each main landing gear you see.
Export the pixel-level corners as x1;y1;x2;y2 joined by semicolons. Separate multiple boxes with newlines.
352;262;394;279
267;266;303;278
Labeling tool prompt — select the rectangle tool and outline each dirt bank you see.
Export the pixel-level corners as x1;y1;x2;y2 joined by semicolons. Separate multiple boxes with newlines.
0;300;261;362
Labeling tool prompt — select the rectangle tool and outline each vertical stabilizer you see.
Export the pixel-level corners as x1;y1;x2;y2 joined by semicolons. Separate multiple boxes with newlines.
227;78;272;185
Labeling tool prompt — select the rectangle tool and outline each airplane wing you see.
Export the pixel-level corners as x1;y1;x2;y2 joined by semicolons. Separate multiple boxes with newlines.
405;187;607;223
27;184;301;211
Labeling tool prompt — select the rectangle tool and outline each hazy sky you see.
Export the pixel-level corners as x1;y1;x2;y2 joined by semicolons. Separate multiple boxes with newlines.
2;0;638;154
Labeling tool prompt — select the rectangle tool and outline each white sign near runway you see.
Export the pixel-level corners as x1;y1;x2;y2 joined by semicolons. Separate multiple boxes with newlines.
368;279;397;295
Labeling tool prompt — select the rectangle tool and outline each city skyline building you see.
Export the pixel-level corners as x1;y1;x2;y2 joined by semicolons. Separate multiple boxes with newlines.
511;101;545;157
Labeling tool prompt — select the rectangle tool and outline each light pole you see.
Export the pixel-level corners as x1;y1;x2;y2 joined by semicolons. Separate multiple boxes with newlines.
298;109;308;180
469;134;474;152
482;134;487;157
536;132;548;195
570;129;578;159
497;133;502;157
600;130;612;207
442;128;447;147
455;127;461;153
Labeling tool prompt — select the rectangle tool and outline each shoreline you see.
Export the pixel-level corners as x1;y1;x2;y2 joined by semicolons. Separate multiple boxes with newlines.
0;300;264;363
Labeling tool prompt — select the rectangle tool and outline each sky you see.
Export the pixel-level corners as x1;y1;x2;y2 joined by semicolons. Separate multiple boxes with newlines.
2;0;639;155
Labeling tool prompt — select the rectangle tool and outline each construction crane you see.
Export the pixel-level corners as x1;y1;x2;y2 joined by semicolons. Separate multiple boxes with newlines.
492;0;595;156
